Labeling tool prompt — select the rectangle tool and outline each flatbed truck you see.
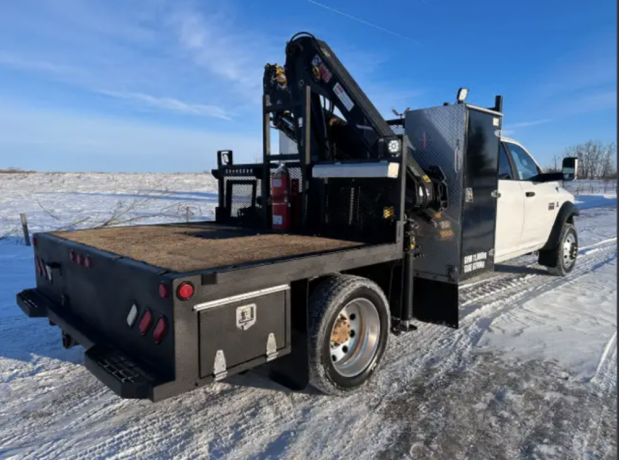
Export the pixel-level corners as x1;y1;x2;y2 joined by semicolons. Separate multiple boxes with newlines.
17;32;579;401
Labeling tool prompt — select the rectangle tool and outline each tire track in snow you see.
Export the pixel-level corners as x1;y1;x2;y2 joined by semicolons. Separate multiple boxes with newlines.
592;331;617;388
381;239;617;392
1;222;615;459
579;331;618;460
83;244;616;459
378;242;617;460
459;236;617;300
458;236;617;292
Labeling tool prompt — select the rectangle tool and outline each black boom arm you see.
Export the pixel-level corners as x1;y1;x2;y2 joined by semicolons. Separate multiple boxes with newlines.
265;32;447;215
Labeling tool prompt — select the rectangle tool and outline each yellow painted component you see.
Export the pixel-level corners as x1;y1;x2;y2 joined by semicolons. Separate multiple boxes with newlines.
276;66;287;83
383;206;395;218
440;229;455;239
312;66;320;80
423;175;431;183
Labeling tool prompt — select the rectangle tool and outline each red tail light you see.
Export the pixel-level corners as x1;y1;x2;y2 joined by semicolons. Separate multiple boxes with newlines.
139;310;152;335
77;254;83;265
85;256;92;268
159;283;169;298
153;317;168;343
69;250;75;262
177;282;194;300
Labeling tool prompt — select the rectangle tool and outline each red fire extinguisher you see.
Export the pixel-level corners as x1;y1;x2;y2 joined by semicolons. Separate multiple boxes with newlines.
271;164;290;231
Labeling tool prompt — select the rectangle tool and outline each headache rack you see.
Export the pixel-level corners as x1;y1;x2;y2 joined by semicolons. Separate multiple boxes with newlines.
211;85;408;247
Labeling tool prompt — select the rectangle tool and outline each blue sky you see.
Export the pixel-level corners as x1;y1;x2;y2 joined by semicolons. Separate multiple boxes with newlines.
0;0;616;172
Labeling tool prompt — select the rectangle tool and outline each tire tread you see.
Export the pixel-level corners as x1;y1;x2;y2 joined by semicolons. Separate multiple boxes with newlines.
307;274;389;395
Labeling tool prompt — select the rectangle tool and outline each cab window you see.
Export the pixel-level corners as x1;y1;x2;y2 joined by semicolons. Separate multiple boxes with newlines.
506;143;541;181
498;143;514;180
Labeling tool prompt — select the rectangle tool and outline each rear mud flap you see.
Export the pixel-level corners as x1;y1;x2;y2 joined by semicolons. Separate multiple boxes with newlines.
413;277;459;328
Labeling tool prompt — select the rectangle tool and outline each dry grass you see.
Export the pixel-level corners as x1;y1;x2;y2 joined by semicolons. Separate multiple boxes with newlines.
0;168;36;174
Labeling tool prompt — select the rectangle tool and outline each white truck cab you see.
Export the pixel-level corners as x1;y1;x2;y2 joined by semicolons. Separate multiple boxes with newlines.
495;137;579;275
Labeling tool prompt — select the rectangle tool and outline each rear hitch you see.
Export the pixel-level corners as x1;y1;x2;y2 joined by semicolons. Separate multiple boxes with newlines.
62;331;78;349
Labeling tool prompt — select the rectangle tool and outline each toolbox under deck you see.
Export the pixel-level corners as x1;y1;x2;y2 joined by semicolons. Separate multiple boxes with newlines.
51;223;363;273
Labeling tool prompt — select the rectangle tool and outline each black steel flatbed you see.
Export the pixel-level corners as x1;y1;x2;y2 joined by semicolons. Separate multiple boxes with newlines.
45;222;403;301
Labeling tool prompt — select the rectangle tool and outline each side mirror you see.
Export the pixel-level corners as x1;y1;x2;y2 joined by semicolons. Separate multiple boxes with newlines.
562;157;578;181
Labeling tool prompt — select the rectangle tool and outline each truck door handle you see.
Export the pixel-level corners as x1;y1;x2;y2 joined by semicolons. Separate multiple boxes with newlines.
526;191;535;197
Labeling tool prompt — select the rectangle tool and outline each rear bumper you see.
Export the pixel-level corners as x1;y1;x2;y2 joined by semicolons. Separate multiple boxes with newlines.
16;289;168;400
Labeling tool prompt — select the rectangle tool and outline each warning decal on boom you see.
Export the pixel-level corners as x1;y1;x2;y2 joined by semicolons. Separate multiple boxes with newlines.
333;83;355;111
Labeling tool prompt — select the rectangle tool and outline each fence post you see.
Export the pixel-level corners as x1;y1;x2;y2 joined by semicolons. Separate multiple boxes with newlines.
20;213;31;246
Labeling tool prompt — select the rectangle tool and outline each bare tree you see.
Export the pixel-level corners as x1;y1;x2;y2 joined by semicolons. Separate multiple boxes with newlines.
544;152;564;173
564;140;616;179
599;142;617;179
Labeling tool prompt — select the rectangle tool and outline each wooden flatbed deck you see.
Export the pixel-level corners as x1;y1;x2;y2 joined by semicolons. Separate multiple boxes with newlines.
52;223;364;273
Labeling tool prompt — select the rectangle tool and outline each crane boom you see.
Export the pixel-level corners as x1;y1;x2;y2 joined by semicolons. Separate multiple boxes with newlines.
265;32;447;216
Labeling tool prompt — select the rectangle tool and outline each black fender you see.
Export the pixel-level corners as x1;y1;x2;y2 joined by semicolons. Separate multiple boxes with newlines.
540;201;579;252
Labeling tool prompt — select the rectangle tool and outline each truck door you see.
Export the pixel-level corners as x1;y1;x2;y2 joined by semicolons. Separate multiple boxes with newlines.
495;142;525;262
505;141;553;251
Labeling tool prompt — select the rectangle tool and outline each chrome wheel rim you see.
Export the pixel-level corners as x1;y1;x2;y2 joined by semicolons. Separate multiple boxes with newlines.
563;233;577;268
329;298;381;378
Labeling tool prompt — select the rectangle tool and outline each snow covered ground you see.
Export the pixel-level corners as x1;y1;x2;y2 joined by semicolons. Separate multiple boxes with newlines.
0;173;616;460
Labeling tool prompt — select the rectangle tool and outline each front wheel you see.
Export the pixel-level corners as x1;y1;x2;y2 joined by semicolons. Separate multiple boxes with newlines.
308;275;390;395
540;223;578;276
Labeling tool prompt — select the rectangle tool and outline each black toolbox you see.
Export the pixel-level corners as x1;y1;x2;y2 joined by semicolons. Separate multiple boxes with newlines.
194;284;291;380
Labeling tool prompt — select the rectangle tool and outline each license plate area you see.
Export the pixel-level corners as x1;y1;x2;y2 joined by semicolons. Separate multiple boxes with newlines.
197;285;290;380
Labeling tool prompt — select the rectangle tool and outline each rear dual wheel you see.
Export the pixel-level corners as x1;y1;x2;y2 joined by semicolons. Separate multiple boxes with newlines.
308;275;390;395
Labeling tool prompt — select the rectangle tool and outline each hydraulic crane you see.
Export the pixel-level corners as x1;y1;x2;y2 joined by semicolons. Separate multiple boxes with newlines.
263;32;448;222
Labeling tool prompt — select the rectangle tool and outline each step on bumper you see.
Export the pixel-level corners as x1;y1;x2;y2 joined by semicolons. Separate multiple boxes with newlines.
16;288;167;400
16;289;49;318
85;347;160;400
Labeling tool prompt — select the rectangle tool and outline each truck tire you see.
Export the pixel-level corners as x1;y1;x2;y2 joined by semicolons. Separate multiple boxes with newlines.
539;223;578;276
308;275;390;395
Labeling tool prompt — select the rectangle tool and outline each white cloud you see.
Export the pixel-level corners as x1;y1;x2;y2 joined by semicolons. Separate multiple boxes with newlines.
171;8;279;103
564;90;617;115
504;119;553;129
0;1;281;115
0;104;260;172
533;33;617;116
0;51;87;82
98;90;232;120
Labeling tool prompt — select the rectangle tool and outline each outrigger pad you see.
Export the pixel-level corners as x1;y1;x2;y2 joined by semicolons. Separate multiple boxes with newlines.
412;277;459;328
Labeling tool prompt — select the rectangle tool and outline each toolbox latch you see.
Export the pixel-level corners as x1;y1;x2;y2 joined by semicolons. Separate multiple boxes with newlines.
213;350;227;381
266;333;278;362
